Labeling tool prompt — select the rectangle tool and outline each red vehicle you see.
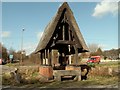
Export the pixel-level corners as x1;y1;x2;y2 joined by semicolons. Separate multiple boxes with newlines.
0;53;2;65
0;53;6;65
0;58;2;65
87;56;101;64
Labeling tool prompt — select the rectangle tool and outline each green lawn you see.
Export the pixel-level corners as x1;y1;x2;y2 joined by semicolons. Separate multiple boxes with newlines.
2;61;119;88
96;61;120;67
3;75;118;88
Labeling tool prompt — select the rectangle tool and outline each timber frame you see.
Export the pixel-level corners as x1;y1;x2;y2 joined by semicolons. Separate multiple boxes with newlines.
35;2;89;69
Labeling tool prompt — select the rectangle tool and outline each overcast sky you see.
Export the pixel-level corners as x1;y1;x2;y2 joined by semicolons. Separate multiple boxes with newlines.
2;1;118;55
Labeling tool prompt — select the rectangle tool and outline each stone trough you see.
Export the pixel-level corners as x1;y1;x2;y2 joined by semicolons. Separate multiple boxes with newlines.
53;70;81;81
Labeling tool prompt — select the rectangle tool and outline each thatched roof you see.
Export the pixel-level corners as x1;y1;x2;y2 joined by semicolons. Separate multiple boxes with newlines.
35;2;89;53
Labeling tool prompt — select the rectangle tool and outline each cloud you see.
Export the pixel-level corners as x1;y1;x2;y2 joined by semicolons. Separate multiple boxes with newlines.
37;32;43;40
92;0;118;17
1;31;11;38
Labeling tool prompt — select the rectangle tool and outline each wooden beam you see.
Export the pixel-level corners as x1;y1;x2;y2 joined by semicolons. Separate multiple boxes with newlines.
56;40;75;45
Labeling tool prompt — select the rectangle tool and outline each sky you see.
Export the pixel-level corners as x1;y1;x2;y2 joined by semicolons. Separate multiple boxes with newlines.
2;1;118;55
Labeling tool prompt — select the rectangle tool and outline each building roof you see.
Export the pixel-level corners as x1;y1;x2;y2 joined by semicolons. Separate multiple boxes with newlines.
35;2;89;53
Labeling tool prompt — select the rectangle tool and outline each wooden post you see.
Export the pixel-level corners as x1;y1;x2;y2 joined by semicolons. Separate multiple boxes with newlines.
62;15;65;41
45;49;46;65
48;49;50;65
68;45;71;64
51;50;53;66
49;49;52;65
40;52;43;65
64;54;66;65
63;25;65;41
46;49;48;65
68;28;71;41
43;52;45;65
69;55;71;64
74;45;78;65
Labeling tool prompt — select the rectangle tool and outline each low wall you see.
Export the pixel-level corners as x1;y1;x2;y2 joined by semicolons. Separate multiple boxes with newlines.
89;66;119;76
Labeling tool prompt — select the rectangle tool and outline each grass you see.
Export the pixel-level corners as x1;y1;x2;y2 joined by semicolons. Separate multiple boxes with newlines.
88;75;118;85
4;75;118;88
2;61;119;88
31;72;39;77
5;63;21;67
95;61;120;67
28;75;118;88
45;75;118;88
5;63;16;67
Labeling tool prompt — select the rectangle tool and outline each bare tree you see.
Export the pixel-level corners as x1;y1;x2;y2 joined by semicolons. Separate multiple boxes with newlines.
88;43;99;52
15;51;21;60
96;48;103;55
0;43;8;60
9;47;15;55
0;43;2;52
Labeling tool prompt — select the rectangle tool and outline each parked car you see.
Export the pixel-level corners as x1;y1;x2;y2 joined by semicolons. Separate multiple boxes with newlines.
0;58;2;65
0;58;7;65
87;56;101;64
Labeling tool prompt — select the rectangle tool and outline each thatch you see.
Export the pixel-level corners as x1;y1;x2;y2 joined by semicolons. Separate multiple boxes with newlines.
35;2;89;53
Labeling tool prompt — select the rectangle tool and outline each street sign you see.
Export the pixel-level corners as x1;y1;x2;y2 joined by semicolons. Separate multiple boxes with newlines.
9;54;13;59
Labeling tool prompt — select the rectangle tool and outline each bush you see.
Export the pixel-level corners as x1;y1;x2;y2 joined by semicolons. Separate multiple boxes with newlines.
87;62;95;68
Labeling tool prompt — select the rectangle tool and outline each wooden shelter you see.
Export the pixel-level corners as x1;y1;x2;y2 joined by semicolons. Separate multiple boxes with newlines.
35;2;89;81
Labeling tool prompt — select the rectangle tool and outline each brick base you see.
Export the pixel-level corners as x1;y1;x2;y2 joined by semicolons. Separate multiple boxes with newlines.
39;65;53;80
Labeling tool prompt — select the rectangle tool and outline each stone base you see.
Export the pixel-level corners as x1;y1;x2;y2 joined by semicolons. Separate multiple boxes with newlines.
39;65;53;80
53;70;81;81
65;65;81;81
